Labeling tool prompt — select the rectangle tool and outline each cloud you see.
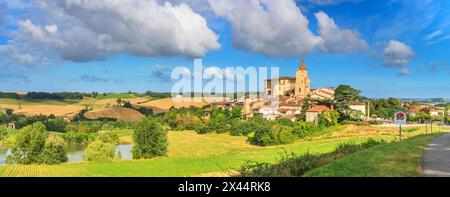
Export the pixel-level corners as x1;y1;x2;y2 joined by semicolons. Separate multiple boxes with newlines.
208;0;367;57
79;75;109;83
208;0;321;57
425;30;442;41
150;64;172;83
8;0;220;63
418;61;450;74
397;68;412;76
303;0;361;6
382;40;415;67
315;11;368;53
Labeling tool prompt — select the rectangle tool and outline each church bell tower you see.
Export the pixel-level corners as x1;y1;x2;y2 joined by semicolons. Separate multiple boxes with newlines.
295;60;311;98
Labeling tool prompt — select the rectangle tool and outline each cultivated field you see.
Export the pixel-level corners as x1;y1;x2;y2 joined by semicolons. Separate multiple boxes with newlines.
0;98;85;116
83;108;145;121
136;98;209;113
0;96;212;116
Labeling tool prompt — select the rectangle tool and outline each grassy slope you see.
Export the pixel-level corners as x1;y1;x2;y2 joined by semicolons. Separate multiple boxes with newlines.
0;131;394;177
304;133;445;177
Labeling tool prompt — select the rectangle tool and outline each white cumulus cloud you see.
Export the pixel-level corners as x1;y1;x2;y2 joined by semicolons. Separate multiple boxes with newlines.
382;40;415;67
208;0;322;57
208;0;367;57
13;0;221;62
315;11;368;53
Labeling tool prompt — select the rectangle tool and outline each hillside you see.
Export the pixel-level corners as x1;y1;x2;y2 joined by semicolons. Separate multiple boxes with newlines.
83;108;144;121
136;98;208;113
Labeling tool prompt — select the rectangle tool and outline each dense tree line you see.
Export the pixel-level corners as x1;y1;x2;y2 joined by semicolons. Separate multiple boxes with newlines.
369;98;404;119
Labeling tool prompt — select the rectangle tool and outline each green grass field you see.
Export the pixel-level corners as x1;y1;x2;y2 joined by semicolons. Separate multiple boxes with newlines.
304;133;444;177
0;130;395;177
0;98;80;106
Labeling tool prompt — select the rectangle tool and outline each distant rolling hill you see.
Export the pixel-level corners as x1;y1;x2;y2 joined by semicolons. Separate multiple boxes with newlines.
83;108;144;121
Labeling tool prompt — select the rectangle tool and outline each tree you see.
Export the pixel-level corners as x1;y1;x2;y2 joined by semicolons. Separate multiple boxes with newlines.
123;101;132;108
7;122;47;164
317;110;339;127
415;111;431;123
0;126;8;141
40;134;68;164
84;140;116;162
45;118;69;132
230;107;243;119
334;85;362;121
116;98;123;106
132;118;168;159
5;108;14;116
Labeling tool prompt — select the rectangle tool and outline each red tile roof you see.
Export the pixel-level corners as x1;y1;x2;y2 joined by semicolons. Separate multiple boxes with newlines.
307;105;331;112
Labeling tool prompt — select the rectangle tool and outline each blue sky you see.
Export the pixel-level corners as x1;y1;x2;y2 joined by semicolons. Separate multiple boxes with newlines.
0;0;450;98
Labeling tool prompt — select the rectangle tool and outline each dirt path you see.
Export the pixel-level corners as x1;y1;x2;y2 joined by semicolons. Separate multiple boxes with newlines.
422;133;450;177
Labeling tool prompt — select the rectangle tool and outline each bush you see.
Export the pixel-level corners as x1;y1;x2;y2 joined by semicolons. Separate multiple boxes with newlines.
292;121;320;138
45;118;69;132
175;113;204;131
63;132;92;145
96;132;119;144
239;152;322;177
277;126;296;144
230;121;254;136
84;140;116;162
66;121;103;133
276;117;295;127
317;110;339;127
195;125;213;134
239;139;385;177
101;122;115;131
250;123;277;146
0;126;8;141
40;134;68;164
7;122;48;164
132;118;168;159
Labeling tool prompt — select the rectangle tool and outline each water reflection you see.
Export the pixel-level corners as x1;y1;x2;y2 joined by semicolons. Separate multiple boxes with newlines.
0;144;133;165
0;147;11;165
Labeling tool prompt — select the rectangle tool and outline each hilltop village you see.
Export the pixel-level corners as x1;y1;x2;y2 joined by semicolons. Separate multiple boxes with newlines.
212;60;367;123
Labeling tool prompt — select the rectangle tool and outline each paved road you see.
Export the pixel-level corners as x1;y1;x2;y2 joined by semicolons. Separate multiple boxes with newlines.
423;134;450;177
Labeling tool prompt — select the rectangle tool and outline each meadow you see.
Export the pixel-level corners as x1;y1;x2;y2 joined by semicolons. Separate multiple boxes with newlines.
0;125;432;177
305;133;444;177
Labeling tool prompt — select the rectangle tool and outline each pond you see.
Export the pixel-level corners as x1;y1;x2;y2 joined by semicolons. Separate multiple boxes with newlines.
0;144;133;165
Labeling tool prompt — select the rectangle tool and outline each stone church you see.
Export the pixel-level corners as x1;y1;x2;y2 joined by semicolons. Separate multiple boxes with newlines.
265;60;311;98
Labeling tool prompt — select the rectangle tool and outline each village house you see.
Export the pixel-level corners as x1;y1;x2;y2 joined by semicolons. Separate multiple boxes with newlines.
309;87;335;100
429;109;444;118
306;105;332;123
407;105;426;117
349;103;368;119
6;122;15;129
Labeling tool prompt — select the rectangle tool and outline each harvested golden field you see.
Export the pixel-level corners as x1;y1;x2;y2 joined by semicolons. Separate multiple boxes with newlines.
0;103;84;117
136;98;208;113
83;108;144;121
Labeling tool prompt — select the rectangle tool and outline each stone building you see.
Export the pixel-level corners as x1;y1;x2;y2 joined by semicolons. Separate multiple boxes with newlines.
265;60;310;98
306;105;331;123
